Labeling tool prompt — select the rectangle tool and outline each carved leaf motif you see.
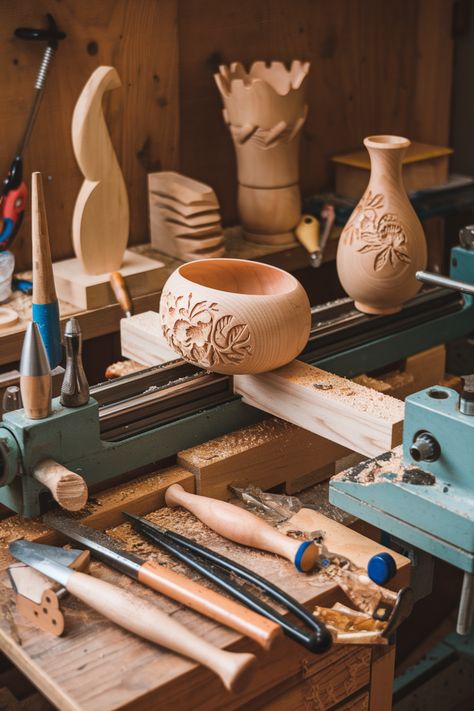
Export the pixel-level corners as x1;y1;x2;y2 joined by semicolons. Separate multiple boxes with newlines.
226;324;251;352
374;248;390;271
394;249;411;263
214;315;234;348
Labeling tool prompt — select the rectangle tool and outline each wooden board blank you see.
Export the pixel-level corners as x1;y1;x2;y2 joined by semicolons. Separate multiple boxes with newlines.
234;361;404;458
120;310;178;365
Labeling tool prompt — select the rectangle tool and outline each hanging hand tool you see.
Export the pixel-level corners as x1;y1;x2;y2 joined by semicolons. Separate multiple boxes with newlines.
31;172;62;369
0;15;66;249
109;271;134;318
165;483;319;572
44;512;281;650
9;539;256;693
124;511;332;654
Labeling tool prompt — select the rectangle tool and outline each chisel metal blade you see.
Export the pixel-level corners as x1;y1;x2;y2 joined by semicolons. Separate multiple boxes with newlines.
43;512;143;578
9;540;74;587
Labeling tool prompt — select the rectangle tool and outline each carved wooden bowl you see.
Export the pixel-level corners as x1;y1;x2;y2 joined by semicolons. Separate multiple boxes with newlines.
160;258;311;374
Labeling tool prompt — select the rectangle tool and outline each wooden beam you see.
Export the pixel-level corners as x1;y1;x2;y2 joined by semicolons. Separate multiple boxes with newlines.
178;418;348;499
234;361;404;458
121;311;178;365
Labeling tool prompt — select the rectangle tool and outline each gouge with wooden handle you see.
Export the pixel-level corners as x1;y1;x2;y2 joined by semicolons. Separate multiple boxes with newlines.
165;484;318;572
9;539;256;693
44;512;281;650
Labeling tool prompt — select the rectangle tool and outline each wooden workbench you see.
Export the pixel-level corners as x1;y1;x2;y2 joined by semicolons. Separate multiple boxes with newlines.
0;465;409;711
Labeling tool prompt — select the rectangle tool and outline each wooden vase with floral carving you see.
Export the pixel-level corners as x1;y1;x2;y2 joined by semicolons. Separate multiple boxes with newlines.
336;135;427;314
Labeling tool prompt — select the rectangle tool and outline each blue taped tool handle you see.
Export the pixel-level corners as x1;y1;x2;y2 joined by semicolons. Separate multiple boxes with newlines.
367;552;397;585
294;540;315;572
32;300;62;369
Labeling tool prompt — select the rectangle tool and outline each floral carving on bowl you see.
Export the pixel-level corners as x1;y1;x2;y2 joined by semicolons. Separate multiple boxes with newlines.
161;291;252;369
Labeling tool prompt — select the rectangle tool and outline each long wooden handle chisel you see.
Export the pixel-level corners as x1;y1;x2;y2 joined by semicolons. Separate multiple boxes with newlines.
165;484;318;572
44;512;280;650
10;539;256;693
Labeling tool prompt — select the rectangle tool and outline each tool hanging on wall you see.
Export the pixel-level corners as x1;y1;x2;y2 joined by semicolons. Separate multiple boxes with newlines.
124;511;332;654
0;14;66;249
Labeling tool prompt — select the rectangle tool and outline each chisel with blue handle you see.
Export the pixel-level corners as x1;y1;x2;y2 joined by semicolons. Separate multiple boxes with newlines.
31;171;61;369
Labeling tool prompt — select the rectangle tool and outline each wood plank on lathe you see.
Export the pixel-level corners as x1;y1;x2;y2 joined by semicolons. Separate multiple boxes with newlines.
121;311;178;365
178;418;349;499
234;361;404;458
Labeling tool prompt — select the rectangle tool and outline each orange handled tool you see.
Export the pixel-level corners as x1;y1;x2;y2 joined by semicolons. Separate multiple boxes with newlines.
45;512;280;650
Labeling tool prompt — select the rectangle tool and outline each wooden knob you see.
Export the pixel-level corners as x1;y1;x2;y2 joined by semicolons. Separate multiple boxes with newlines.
33;459;88;511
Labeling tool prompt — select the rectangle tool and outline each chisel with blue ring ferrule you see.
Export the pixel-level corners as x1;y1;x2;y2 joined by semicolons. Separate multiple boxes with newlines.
165;483;319;572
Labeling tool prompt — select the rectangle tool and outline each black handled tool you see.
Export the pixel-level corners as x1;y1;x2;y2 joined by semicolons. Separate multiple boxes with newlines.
124;511;332;654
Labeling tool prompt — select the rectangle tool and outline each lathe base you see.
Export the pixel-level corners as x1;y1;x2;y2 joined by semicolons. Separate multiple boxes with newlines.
330;447;474;574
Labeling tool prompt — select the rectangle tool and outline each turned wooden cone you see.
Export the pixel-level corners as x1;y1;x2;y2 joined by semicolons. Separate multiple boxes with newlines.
337;135;427;314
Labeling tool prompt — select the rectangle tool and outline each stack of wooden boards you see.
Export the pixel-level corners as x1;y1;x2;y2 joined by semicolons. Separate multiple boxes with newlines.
148;172;226;261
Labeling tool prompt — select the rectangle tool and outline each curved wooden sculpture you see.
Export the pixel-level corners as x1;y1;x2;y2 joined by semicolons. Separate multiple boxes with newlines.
72;66;129;275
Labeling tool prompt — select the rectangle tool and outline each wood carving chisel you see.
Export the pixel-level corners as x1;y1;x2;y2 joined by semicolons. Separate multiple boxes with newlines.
44;512;281;650
31;172;62;369
9;540;256;693
125;511;332;654
165;484;318;571
109;271;134;318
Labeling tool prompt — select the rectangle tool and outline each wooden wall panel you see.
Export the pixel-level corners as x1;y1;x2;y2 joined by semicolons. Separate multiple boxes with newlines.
0;1;454;269
178;0;454;224
0;0;179;269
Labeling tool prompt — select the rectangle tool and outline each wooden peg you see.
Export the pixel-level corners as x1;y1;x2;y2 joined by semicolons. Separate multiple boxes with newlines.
33;459;88;511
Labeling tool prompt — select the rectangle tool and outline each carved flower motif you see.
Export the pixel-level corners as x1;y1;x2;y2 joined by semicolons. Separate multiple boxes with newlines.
161;292;252;369
358;213;411;271
343;191;384;245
